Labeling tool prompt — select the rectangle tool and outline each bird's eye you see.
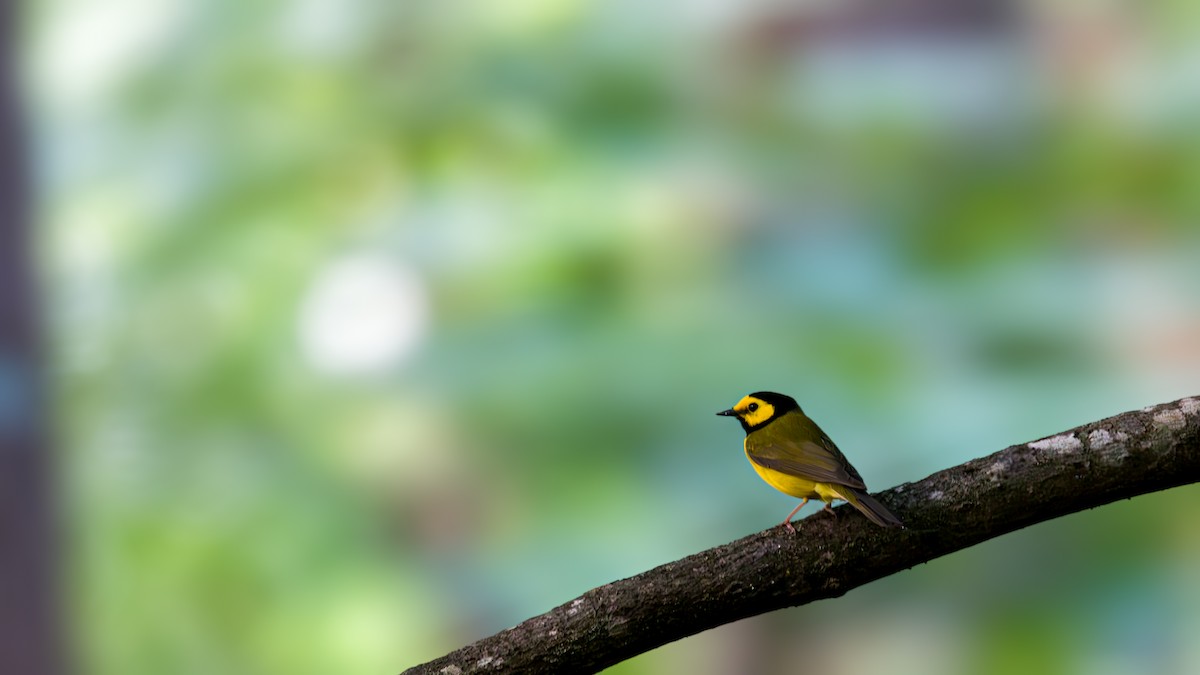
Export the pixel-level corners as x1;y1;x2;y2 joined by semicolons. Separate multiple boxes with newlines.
748;403;759;412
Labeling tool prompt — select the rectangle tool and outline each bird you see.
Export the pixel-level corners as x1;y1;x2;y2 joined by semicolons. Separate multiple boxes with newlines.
717;391;903;531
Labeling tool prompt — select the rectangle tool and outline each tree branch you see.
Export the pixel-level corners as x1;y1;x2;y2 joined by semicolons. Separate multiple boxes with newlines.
403;396;1200;675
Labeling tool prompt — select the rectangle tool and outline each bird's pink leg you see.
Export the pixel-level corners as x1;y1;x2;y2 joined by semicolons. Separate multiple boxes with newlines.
781;498;809;533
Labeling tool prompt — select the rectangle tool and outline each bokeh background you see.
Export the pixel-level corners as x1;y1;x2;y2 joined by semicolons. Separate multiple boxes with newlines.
28;0;1200;673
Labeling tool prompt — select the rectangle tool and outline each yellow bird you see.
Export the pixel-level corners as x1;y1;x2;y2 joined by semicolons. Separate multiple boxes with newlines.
718;391;903;531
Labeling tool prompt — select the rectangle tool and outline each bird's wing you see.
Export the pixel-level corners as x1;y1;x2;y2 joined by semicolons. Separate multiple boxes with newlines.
746;415;868;490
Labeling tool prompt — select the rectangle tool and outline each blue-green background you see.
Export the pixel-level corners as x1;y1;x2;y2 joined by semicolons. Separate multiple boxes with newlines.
31;1;1200;674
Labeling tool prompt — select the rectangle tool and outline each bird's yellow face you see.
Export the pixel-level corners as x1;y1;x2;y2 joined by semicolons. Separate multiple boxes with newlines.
718;391;799;433
730;394;775;429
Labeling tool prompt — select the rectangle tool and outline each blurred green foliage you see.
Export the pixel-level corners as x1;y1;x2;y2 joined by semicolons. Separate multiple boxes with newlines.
30;1;1200;674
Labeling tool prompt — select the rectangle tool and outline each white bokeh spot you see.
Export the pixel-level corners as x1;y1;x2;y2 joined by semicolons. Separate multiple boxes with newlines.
299;255;429;376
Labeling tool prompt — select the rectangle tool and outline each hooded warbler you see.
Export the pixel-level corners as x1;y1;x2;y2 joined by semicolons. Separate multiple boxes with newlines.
718;391;903;531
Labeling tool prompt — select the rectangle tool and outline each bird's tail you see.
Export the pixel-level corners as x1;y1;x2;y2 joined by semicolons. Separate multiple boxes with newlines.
842;489;904;528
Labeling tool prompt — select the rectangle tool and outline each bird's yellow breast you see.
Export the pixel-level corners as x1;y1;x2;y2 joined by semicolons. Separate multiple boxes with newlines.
745;447;846;502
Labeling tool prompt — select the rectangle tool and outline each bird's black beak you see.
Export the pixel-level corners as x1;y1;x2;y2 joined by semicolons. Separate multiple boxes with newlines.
716;408;736;417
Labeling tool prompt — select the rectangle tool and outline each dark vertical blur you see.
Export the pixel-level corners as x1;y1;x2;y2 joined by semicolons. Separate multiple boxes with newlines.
0;1;63;673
